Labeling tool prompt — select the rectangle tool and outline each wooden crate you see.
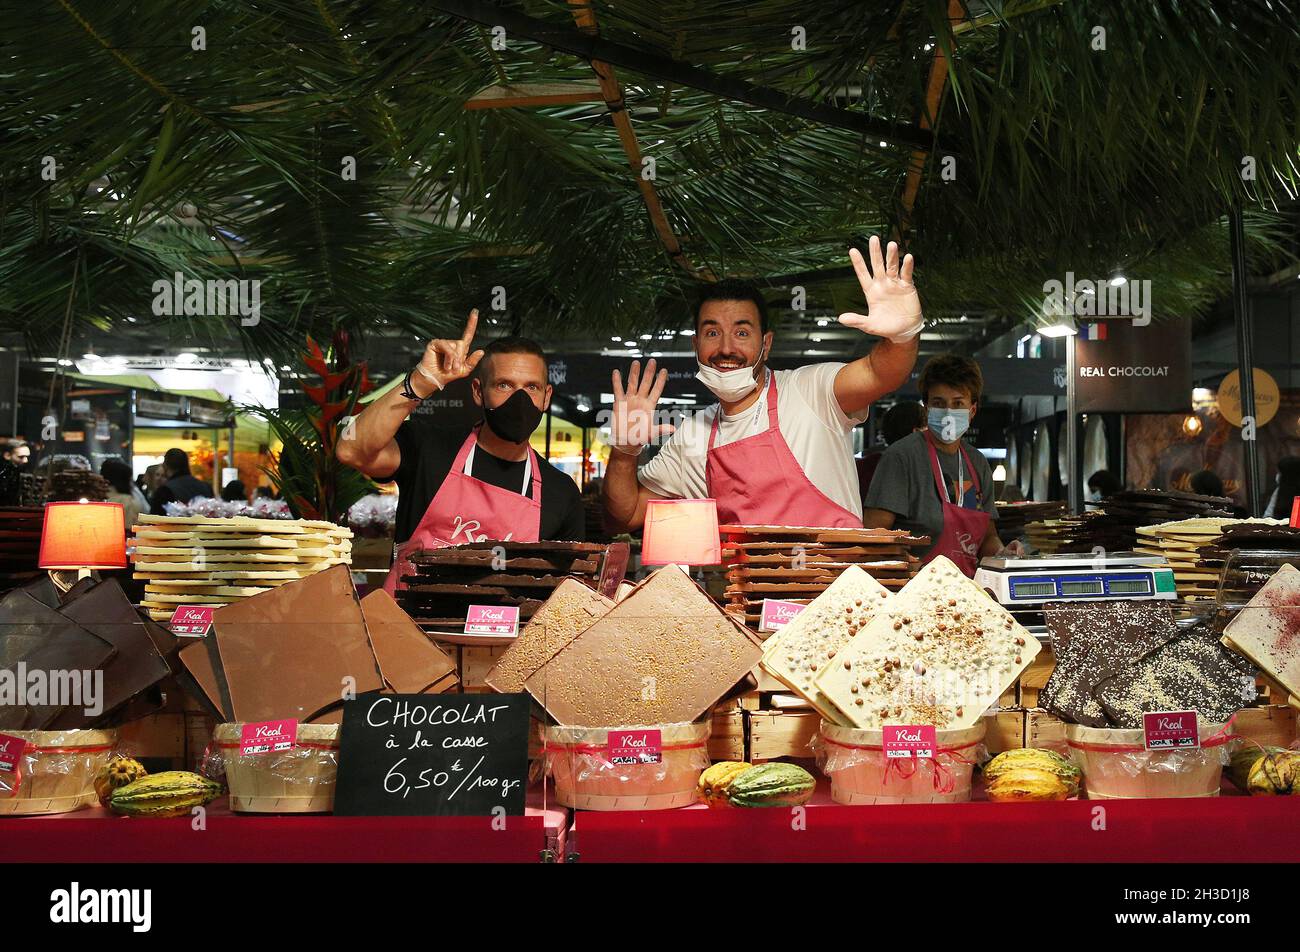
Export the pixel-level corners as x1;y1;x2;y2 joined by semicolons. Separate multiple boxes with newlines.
983;709;1026;753
459;645;508;692
117;713;186;770
748;710;820;762
1025;709;1067;752
1234;705;1298;748
708;708;746;761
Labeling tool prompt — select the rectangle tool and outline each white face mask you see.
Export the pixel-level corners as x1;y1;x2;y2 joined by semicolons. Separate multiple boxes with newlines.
696;344;767;403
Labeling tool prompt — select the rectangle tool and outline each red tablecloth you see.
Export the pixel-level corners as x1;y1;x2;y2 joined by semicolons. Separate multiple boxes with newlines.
4;790;568;864
566;785;1300;862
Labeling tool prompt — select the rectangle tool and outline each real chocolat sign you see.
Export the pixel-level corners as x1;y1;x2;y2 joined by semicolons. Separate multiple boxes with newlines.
334;693;530;816
1073;318;1191;413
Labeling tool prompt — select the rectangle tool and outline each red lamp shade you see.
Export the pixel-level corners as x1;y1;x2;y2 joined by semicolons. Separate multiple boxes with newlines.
39;501;127;570
641;498;721;566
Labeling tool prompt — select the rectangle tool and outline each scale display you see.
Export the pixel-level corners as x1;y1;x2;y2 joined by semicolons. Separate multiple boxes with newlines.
975;554;1177;606
1007;573;1154;601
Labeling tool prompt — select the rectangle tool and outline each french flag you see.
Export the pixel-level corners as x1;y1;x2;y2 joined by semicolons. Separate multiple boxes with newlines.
1082;322;1107;341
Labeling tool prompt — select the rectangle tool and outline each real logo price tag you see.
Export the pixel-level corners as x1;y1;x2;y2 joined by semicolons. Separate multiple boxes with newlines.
240;719;298;756
169;605;215;637
607;729;662;766
465;605;520;636
882;724;937;760
1143;710;1199;751
0;733;26;773
759;598;806;633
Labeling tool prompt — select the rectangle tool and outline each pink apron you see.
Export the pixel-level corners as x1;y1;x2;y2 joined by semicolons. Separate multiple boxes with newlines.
383;427;542;594
704;373;863;528
921;432;990;577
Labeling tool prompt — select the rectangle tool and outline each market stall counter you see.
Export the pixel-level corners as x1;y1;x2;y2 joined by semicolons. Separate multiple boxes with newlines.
4;788;567;864
563;782;1300;863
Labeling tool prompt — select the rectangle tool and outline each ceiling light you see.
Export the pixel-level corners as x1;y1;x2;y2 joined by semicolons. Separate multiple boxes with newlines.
82;352;100;361
992;464;1007;481
651;351;662;357
679;329;695;336
611;336;621;342
1110;275;1127;286
816;319;828;326
639;334;652;340
263;357;274;366
623;341;636;347
176;352;198;365
1039;315;1078;338
57;358;74;367
1182;415;1203;436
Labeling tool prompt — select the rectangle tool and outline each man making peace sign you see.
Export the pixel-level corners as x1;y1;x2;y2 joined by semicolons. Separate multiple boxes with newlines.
337;310;584;593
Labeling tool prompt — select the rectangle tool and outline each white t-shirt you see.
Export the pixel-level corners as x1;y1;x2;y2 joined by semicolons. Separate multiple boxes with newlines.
637;363;867;516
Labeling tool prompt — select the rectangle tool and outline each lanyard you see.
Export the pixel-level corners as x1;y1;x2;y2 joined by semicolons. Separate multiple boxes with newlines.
465;443;531;495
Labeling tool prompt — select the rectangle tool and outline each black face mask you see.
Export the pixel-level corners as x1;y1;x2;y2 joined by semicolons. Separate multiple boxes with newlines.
482;388;545;444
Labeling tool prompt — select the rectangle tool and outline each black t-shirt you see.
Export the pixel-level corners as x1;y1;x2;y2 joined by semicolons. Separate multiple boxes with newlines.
149;474;215;515
388;417;585;544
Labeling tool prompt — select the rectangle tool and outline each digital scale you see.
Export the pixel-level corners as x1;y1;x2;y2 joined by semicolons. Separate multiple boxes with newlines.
975;552;1177;606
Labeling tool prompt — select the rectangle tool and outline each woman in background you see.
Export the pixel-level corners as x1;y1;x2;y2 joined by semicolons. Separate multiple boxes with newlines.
100;458;143;527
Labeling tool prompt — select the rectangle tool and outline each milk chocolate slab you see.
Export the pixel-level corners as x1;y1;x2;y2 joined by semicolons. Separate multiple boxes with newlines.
212;564;383;722
486;578;613;694
1041;601;1178;727
1095;627;1256;728
359;589;457;694
49;579;173;728
524;565;761;726
177;637;230;719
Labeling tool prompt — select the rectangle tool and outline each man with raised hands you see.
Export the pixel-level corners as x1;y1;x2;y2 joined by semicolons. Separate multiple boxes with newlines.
603;236;922;531
337;309;584;592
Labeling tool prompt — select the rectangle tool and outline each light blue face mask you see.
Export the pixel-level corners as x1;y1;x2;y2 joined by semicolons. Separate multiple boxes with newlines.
928;407;970;443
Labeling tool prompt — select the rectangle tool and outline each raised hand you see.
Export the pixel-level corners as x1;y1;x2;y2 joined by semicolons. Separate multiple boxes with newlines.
838;235;923;344
609;358;675;454
417;309;486;389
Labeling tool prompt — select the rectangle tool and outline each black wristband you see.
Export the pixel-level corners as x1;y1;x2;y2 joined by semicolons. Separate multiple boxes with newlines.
399;369;423;401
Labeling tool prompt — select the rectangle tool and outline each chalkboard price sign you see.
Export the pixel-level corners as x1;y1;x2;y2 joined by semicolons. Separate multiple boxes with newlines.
333;693;531;816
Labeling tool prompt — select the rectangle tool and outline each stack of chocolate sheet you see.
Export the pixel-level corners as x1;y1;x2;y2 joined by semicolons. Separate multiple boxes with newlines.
1134;517;1284;602
1023;512;1130;554
129;514;352;621
523;564;762;726
0;576;174;730
395;541;606;637
0;507;44;594
995;501;1067;542
1042;600;1255;729
1096;489;1235;551
48;470;111;502
177;564;456;724
717;525;927;630
1221;563;1300;703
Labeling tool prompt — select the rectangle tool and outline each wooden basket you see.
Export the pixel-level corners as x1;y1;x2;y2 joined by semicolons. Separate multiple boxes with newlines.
0;729;117;816
818;721;986;805
1064;723;1229;799
543;722;711;811
213;723;340;813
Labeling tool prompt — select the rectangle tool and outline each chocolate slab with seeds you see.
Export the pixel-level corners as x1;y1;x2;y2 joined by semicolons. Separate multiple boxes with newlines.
486;577;613;694
524;564;761;726
1094;626;1257;728
1041;601;1179;727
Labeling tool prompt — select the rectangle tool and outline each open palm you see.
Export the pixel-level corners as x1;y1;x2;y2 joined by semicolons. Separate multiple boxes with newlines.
610;358;674;452
838;235;923;342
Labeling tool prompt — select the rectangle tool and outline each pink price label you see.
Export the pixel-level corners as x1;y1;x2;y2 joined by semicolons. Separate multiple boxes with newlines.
0;733;25;773
240;719;298;756
759;598;806;632
607;729;662;765
169;605;215;637
1143;711;1200;750
465;604;520;636
882;724;937;760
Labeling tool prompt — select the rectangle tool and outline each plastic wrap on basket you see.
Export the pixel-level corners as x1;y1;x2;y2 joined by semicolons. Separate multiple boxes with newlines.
212;723;340;813
815;721;987;804
1065;720;1231;799
543;721;711;811
0;729;117;815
